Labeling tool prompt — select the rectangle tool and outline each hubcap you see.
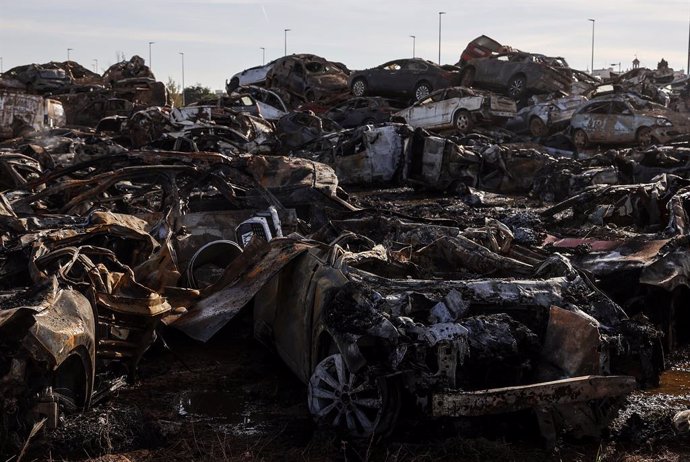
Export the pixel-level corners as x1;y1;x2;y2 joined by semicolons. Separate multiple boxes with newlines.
353;81;365;96
456;114;470;131
308;354;384;436
509;79;524;97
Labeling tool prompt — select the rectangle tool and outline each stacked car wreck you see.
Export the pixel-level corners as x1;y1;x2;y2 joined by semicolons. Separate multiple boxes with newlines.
2;41;690;454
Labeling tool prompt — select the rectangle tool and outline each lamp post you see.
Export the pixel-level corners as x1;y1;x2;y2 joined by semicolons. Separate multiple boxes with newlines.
588;18;595;74
438;12;446;65
67;48;73;62
0;57;3;74
260;47;266;65
284;29;291;56
148;41;155;70
179;52;185;106
93;59;98;73
410;35;416;58
687;8;690;74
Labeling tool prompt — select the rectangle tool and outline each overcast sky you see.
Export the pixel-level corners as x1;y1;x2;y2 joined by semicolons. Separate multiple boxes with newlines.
1;0;689;90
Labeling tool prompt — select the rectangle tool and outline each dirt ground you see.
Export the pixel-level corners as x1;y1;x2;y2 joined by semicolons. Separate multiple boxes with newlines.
14;188;690;462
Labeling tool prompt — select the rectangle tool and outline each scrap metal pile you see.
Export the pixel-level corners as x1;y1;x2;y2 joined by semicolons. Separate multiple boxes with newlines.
2;39;690;451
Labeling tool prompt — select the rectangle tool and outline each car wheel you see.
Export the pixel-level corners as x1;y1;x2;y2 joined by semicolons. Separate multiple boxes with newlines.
573;129;589;150
227;77;240;93
460;67;475;87
507;74;527;99
352;79;367;97
453;110;473;133
363;118;376;126
415;82;432;100
308;354;399;437
529;117;548;137
637;126;653;146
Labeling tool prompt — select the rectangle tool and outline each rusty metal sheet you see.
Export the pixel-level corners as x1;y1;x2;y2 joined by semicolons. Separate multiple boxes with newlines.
431;375;637;417
173;237;315;342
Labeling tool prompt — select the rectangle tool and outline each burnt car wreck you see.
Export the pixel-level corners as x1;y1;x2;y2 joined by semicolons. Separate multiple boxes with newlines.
2;35;690;460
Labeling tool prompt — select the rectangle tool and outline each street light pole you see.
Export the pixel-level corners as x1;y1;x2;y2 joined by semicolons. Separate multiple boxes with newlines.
179;52;185;106
438;12;446;65
284;29;291;56
0;57;3;74
588;18;595;74
687;8;690;74
260;47;266;65
67;48;73;62
410;35;416;58
148;41;155;70
93;59;98;73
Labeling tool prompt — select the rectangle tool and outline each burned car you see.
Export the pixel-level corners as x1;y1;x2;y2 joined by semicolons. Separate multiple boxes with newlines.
506;94;587;137
324;97;404;128
226;59;278;92
233;85;288;120
0;91;65;139
457;35;507;66
175;235;660;440
349;58;461;101
394;86;516;133
460;52;573;99
569;93;690;149
265;54;350;107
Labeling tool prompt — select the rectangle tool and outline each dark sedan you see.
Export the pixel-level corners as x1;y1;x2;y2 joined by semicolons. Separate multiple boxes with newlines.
324;97;404;128
349;59;461;101
460;52;573;99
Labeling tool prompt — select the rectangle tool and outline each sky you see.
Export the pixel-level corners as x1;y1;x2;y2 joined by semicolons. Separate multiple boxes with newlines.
1;0;689;91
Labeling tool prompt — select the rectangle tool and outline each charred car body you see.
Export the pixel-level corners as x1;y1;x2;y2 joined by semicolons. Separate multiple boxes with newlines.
507;94;587;137
394;86;516;133
460;52;573;99
569;93;690;149
324;97;404;128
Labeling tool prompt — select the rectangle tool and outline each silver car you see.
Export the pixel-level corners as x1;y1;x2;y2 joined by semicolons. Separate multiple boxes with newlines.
394;86;516;133
570;93;690;149
507;94;587;137
226;60;277;92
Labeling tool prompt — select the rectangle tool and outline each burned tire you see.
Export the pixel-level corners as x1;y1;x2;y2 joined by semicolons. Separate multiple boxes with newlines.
507;74;527;99
637;126;653;146
414;81;432;100
453;110;473;133
573;129;589;150
460;67;475;87
351;78;367;97
529;116;548;137
308;354;399;437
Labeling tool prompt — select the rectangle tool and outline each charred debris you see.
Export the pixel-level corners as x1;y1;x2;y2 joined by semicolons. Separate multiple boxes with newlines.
1;37;690;453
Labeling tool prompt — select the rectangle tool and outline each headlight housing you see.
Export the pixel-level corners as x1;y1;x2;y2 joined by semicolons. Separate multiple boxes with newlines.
656;118;673;127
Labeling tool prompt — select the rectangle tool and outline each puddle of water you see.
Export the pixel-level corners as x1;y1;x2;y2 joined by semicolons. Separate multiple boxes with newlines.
643;366;690;398
176;391;270;436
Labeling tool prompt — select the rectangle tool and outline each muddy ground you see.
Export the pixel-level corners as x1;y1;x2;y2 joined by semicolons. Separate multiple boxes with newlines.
17;188;690;462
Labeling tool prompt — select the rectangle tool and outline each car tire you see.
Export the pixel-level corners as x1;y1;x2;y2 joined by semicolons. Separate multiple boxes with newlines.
507;74;527;99
460;67;475;87
414;81;432;100
308;353;400;437
227;77;240;93
453;110;473;133
351;78;367;97
636;126;653;146
529;117;548;137
363;118;376;126
573;129;589;150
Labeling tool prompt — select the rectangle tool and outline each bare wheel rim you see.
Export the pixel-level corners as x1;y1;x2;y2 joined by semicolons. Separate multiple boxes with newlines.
638;127;652;146
415;84;430;100
574;130;587;148
352;80;366;96
308;354;384;437
530;117;547;137
508;76;525;97
455;112;471;132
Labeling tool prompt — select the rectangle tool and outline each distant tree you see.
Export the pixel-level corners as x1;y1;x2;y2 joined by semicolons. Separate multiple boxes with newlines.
183;84;213;105
166;77;182;107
